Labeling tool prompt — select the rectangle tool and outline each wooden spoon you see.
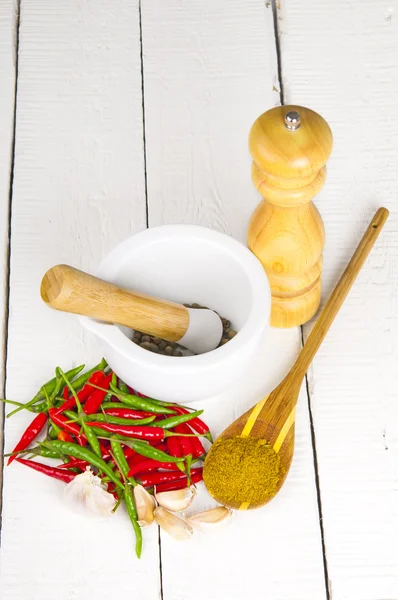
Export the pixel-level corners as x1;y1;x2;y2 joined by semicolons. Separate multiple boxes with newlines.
203;207;389;510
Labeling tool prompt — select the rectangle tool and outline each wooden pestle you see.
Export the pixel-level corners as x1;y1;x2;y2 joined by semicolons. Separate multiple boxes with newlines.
41;265;223;352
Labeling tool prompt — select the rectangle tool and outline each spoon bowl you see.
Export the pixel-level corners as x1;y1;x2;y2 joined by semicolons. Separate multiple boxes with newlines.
203;373;299;509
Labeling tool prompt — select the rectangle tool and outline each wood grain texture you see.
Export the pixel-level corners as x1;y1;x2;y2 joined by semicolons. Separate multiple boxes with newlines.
41;264;190;341
141;1;327;598
0;0;18;497
142;0;281;241
279;1;398;597
0;1;160;598
248;104;332;327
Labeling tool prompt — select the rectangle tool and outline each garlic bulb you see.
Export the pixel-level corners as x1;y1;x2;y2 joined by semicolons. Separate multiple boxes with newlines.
154;507;193;540
134;484;156;527
188;506;232;531
64;468;116;517
155;486;196;512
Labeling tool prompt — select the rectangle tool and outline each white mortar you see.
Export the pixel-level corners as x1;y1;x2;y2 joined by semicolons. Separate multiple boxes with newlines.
81;225;271;403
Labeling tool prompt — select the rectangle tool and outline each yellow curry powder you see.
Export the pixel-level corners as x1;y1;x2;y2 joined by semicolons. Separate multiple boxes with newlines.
203;436;284;508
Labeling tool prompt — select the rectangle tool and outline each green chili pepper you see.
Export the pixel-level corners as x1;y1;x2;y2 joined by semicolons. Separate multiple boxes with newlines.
107;384;175;415
29;400;49;413
101;402;139;410
57;368;102;458
131;394;190;410
14;446;64;460
90;427;112;438
49;376;64;403
81;423;102;457
43;440;123;488
113;438;184;465
48;425;60;439
0;397;48;414
42;387;53;412
110;437;135;483
155;410;204;430
118;380;129;394
7;364;85;418
92;413;157;426
123;484;142;559
38;447;63;459
63;409;80;421
112;495;123;513
0;399;24;408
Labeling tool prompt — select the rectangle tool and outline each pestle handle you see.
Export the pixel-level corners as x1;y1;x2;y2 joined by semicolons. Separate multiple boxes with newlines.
293;207;389;378
41;264;190;342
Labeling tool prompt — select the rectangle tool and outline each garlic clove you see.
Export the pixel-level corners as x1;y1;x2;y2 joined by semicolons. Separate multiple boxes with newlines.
64;468;116;517
134;484;156;527
188;506;232;531
154;507;193;540
154;486;196;512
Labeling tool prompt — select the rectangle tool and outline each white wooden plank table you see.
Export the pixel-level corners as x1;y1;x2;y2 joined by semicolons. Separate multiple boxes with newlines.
0;0;18;517
0;1;397;599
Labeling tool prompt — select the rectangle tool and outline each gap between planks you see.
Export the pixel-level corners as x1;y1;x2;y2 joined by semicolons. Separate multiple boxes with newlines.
138;0;149;229
0;0;21;534
139;2;163;595
271;0;330;597
301;328;331;599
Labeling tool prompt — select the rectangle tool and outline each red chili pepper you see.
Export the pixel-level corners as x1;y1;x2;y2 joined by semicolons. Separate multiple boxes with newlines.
63;386;69;400
174;423;205;458
126;450;146;468
128;458;181;477
103;408;153;419
153;442;167;453
49;408;87;446
101;445;135;464
106;483;119;500
129;463;157;476
78;371;107;400
54;371;106;415
86;422;165;442
57;459;88;471
57;430;74;443
152;470;203;492
16;458;76;483
166;436;183;457
84;373;113;415
8;413;48;465
172;406;212;441
137;467;202;488
99;442;110;458
123;446;137;460
172;423;195;457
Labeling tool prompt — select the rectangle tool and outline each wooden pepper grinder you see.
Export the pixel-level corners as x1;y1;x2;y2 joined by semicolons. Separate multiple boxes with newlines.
248;105;333;328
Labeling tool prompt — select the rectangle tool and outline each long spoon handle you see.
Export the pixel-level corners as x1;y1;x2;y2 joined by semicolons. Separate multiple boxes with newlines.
294;207;389;378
